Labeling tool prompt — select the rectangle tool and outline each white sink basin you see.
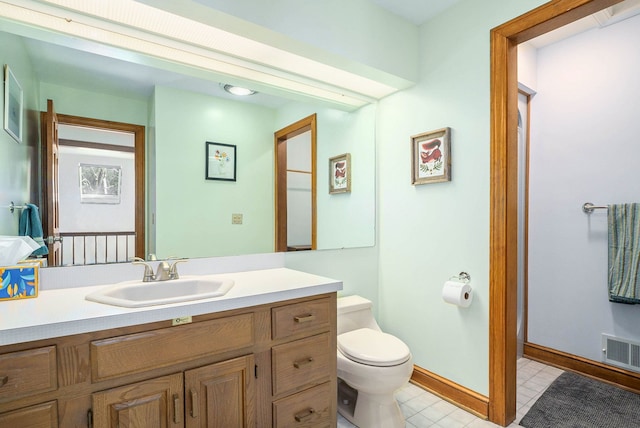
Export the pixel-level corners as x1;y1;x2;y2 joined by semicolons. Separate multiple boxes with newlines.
85;275;234;308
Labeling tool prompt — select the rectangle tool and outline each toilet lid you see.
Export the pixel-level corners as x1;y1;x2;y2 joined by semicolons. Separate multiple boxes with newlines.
338;328;411;367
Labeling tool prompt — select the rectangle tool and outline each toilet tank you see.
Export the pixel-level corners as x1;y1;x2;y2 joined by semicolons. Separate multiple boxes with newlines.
337;295;381;335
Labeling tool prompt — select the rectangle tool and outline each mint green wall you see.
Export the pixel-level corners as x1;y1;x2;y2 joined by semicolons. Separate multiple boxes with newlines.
276;102;376;250
0;32;40;235
38;83;149;126
375;0;546;395
153;86;275;258
285;246;379;304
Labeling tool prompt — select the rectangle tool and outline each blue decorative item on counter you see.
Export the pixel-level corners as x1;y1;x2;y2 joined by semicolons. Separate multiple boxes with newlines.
0;264;39;301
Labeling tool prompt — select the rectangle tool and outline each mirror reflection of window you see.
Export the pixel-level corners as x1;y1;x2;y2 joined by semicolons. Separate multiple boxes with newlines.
58;125;136;265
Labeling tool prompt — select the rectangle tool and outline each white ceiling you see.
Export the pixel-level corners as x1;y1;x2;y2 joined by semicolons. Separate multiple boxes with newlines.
5;0;465;111
9;0;639;111
527;0;640;48
370;0;462;25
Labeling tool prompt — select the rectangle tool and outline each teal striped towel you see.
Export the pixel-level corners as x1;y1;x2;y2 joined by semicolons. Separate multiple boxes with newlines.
608;204;640;304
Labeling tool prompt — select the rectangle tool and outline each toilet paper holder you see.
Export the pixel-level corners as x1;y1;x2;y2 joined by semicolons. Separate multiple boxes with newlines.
450;272;471;283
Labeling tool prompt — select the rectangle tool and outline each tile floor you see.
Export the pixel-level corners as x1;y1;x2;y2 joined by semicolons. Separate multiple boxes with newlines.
337;358;564;428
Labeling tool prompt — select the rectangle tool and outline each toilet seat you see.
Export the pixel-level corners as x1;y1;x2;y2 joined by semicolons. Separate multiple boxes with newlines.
338;328;411;367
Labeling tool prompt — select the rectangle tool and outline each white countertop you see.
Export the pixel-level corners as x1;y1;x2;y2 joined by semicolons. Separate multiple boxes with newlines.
0;268;342;346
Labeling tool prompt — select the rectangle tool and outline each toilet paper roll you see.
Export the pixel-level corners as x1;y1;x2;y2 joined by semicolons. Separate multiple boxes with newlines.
442;280;473;308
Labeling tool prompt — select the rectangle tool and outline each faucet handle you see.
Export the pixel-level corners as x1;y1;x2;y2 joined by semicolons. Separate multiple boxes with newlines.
131;257;155;282
169;258;188;279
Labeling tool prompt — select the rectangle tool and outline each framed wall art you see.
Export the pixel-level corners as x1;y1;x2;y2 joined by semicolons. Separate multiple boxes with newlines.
329;153;351;194
79;163;122;204
411;127;451;185
206;141;237;181
3;65;23;143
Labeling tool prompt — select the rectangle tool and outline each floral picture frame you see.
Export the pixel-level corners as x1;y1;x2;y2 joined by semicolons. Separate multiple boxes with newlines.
329;153;351;194
3;64;23;144
411;127;451;185
206;141;237;181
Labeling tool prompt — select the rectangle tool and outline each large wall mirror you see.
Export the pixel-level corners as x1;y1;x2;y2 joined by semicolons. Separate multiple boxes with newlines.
0;17;376;267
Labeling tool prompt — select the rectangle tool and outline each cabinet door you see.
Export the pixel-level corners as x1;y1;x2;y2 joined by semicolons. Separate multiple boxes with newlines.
92;373;183;428
0;401;58;428
185;355;255;428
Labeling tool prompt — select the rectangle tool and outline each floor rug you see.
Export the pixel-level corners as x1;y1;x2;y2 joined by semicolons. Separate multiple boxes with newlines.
519;371;640;428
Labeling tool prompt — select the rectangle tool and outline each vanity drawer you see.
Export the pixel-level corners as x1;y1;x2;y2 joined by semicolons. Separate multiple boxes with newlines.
91;313;254;381
272;297;330;340
272;332;331;396
0;401;58;427
0;346;57;403
273;382;332;428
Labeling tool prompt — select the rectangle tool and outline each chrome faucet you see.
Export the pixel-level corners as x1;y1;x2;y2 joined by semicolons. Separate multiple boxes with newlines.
154;261;172;281
131;257;155;282
168;258;187;279
131;257;188;282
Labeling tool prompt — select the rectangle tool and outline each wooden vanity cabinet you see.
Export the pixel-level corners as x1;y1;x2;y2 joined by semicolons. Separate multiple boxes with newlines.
92;372;184;427
0;293;336;428
270;296;337;427
0;400;58;427
92;355;255;428
184;354;254;428
0;346;58;427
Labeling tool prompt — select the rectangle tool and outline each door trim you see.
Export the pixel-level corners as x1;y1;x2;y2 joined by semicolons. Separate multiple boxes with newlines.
55;114;146;260
274;114;317;252
489;0;623;425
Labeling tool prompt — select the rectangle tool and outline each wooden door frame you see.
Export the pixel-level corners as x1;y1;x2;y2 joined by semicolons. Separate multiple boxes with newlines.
54;114;146;260
274;114;317;252
489;0;623;425
40;100;61;266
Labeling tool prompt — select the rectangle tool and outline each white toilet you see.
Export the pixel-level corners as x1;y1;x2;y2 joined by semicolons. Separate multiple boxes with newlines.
336;295;413;428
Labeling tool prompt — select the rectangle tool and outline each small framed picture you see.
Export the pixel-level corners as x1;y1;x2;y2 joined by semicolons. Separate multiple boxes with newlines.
3;65;23;144
206;142;237;181
79;164;122;204
329;153;351;194
411;127;451;185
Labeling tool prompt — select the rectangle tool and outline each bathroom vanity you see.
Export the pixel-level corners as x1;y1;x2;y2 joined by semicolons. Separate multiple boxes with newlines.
0;267;340;427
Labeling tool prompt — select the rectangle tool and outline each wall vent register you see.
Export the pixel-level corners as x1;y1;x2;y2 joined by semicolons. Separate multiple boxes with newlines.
602;334;640;372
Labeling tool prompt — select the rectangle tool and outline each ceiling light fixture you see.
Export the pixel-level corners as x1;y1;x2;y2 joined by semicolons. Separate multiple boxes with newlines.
222;84;257;96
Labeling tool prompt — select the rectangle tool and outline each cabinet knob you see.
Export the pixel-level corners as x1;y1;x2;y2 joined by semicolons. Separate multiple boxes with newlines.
0;375;7;387
294;407;315;422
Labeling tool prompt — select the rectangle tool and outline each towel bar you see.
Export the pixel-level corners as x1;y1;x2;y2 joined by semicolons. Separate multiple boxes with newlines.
7;202;28;213
582;202;608;214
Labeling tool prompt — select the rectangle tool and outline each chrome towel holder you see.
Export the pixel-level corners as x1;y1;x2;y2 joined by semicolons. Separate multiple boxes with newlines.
7;202;28;213
582;202;607;214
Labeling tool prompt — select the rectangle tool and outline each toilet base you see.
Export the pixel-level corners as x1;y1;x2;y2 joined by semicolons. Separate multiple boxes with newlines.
337;380;404;428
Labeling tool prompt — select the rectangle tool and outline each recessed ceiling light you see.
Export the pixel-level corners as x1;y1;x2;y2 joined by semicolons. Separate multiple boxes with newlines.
222;84;257;96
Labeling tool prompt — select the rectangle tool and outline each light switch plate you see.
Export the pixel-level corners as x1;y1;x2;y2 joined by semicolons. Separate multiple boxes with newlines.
232;213;243;224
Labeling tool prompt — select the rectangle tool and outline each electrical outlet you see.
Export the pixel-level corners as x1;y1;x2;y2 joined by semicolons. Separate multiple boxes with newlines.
232;213;243;224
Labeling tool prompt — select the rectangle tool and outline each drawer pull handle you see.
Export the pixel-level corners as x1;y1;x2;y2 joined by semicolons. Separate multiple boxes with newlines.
294;407;315;422
294;314;315;323
0;376;7;387
293;357;314;368
173;393;182;423
190;388;199;418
